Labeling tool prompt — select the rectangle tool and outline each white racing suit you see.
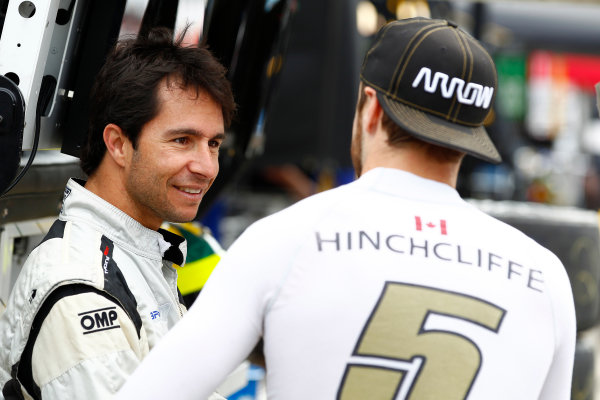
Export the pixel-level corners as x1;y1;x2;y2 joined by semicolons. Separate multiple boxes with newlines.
0;178;193;399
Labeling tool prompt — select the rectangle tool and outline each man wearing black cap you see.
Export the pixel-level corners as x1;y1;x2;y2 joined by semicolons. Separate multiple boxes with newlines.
116;18;576;400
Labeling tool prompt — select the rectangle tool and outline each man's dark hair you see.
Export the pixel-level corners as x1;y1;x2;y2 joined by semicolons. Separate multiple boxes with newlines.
80;27;236;176
357;85;463;162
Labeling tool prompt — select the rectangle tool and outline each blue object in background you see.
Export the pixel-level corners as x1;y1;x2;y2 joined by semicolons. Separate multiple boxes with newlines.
228;364;265;400
336;167;356;186
200;199;226;243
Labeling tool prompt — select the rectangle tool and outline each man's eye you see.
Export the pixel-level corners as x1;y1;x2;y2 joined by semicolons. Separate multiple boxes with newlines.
209;140;221;148
174;137;189;145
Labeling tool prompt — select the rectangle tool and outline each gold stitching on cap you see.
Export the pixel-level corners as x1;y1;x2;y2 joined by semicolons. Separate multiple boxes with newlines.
378;88;483;127
458;28;474;122
360;19;420;85
466;34;498;89
447;28;467;122
381;96;500;161
366;75;490;127
390;21;447;94
363;22;493;129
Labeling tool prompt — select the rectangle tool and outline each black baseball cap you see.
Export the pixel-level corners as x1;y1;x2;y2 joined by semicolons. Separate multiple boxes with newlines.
360;17;501;163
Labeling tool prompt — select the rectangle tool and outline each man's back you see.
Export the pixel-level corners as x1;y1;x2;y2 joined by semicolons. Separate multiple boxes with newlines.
128;168;574;400
261;168;573;399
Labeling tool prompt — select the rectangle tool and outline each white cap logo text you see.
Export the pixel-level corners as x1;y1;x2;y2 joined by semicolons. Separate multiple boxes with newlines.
412;67;494;109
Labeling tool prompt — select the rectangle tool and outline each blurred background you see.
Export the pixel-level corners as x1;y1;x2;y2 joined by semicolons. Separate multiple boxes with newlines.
2;0;600;398
200;0;600;247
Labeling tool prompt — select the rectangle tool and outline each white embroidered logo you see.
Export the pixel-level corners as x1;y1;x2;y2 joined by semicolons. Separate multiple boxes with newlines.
411;67;494;109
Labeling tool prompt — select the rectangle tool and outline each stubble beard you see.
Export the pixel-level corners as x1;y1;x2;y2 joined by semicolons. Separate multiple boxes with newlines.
127;152;197;227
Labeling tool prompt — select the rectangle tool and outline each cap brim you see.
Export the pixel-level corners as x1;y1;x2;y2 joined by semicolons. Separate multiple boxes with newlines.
377;93;502;164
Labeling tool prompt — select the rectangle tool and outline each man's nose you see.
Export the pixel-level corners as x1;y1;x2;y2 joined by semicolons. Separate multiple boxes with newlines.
188;146;218;178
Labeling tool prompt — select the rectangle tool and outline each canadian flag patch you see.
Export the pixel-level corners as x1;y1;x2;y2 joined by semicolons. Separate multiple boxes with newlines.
415;216;447;235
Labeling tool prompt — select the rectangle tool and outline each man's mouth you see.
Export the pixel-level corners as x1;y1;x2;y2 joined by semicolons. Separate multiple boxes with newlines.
175;186;203;194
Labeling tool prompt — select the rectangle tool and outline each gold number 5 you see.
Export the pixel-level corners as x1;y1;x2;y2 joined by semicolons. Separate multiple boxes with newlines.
337;282;505;400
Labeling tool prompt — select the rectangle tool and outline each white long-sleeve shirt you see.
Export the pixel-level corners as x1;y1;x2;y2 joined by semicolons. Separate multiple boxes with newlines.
116;167;576;400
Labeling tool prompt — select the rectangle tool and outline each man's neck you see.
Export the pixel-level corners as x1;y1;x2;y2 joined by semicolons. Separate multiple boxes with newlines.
84;168;162;231
361;145;462;188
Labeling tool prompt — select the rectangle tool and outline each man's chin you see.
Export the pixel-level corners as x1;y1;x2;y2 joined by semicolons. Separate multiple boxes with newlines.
163;207;200;224
172;213;198;224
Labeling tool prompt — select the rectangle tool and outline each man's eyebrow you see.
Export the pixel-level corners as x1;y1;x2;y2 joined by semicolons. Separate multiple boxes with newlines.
166;129;226;139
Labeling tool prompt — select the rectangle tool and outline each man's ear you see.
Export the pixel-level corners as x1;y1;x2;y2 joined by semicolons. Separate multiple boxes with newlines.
362;86;383;135
103;124;130;168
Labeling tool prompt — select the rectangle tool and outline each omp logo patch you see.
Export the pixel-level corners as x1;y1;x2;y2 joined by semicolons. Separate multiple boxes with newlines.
150;310;160;320
412;67;494;109
79;306;120;335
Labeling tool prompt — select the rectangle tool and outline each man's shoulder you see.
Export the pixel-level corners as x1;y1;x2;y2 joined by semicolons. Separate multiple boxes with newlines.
30;217;98;256
20;221;102;287
3;220;108;343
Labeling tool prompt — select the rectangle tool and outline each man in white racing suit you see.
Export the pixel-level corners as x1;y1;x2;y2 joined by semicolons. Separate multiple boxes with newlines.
115;18;576;400
0;26;235;400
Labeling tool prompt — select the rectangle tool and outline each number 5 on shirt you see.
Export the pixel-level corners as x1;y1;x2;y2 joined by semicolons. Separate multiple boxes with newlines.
337;282;506;400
